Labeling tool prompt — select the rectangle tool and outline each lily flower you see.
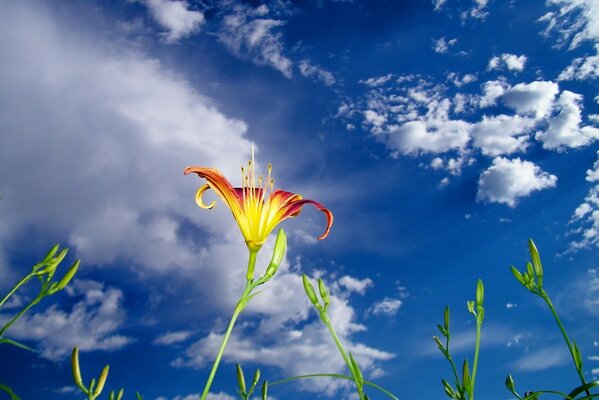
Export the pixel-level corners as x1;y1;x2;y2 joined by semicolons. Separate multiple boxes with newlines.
184;155;333;253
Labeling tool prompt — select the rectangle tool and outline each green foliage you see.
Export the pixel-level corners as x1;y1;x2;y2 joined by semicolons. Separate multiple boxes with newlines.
0;244;80;399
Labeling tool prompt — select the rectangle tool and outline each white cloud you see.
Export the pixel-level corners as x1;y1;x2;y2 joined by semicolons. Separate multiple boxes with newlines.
477;157;558;207
503;81;559;119
462;0;489;20
433;0;447;11
298;60;336;86
433;37;457;54
540;0;599;49
0;2;252;276
1;280;132;360
360;74;394;87
471;114;536;156
368;297;402;316
338;276;373;295
559;43;599;81
479;79;510;107
218;4;292;77
143;0;204;43
385;119;471;155
587;151;599;182
447;72;477;87
155;330;193;345
536;90;599;150
568;185;599;250
487;54;528;72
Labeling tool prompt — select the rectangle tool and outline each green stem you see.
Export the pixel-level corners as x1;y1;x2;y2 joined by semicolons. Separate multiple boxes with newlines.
540;290;589;395
445;335;462;395
0;274;33;309
470;317;482;400
320;312;364;399
201;251;258;400
246;250;258;281
0;296;40;337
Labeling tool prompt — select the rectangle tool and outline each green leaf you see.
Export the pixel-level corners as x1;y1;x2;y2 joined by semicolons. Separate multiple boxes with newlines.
437;324;447;337
0;382;20;400
302;275;319;306
466;301;475;315
572;340;583;372
0;338;37;353
476;279;484;306
349;352;364;390
433;336;446;355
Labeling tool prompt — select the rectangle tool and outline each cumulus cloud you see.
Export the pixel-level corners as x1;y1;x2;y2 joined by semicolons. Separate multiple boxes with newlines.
143;0;204;43
368;297;402;316
487;53;528;72
476;157;558;207
217;4;292;77
471;115;536;156
502;81;559;119
0;2;252;276
154;330;194;345
385;119;471;155
360;74;394;87
479;79;510;107
1;280;132;360
536;90;599;150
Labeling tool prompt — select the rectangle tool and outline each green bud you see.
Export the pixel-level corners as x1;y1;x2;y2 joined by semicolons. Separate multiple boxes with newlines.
117;388;124;400
433;336;445;353
71;347;83;388
43;244;60;262
505;374;515;392
526;262;534;280
264;229;286;279
442;379;458;399
89;378;96;395
302;274;319;306
94;365;109;397
236;363;246;394
528;239;543;278
318;278;330;307
261;380;268;400
462;360;470;394
436;324;447;337
510;266;524;285
252;369;261;389
476;279;484;306
444;306;450;332
136;391;144;400
56;260;80;291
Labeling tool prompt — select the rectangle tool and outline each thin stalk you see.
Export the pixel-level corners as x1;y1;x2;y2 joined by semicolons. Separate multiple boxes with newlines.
201;251;258;400
470;318;482;400
0;274;33;308
540;291;590;396
445;335;462;395
0;296;40;337
320;312;364;400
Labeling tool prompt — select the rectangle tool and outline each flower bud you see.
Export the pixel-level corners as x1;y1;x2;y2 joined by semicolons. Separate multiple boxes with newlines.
476;279;484;306
264;229;286;279
236;363;246;394
71;347;83;388
317;278;330;307
94;365;109;397
302;275;319;306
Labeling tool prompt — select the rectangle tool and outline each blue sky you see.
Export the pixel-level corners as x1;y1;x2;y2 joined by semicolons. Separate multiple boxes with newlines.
0;0;598;399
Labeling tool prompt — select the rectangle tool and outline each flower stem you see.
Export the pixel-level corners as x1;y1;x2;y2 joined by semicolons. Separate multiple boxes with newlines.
470;317;482;400
320;312;364;400
201;251;258;400
0;274;33;309
540;290;589;395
